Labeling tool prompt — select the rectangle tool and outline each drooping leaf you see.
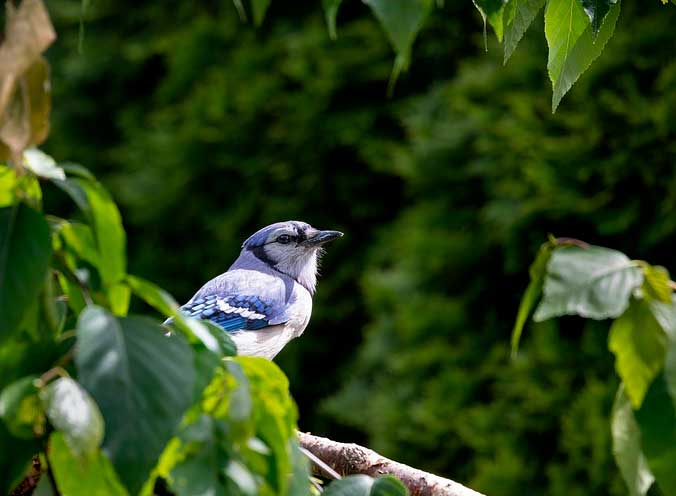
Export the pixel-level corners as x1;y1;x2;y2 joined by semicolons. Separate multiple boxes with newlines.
40;377;104;458
0;203;51;342
323;0;343;39
503;0;546;63
635;374;676;495
511;240;554;357
548;0;621;110
251;0;271;26
363;0;433;93
126;274;233;354
578;0;616;38
611;386;655;496
533;245;642;321
75;306;195;494
48;432;129;496
609;299;667;409
545;0;589;92
473;0;508;42
0;375;43;439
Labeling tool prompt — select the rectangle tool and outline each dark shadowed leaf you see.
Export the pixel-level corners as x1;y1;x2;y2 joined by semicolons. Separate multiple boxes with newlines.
0;421;39;495
371;476;409;495
40;377;104;458
0;203;51;342
503;0;546;63
473;0;508;41
609;299;667;409
323;0;343;39
636;374;676;495
324;474;408;496
49;432;128;496
611;386;655;496
75;306;195;494
251;0;271;26
534;245;641;321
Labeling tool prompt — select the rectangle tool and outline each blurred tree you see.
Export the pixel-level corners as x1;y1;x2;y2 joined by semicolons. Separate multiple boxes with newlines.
42;0;676;495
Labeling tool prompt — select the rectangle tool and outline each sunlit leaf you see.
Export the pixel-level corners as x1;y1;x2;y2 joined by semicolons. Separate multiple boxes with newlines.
533;245;642;321
41;377;104;458
473;0;508;42
0;375;43;439
49;432;129;496
546;0;620;110
75;306;195;494
611;386;655;496
0;203;51;342
642;264;672;304
503;0;546;63
609;299;667;409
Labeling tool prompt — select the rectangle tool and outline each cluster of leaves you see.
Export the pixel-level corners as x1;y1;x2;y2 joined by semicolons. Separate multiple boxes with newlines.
0;2;409;495
240;0;674;110
512;238;676;495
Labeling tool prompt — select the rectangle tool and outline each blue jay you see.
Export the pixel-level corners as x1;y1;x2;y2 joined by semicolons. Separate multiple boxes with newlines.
176;221;343;359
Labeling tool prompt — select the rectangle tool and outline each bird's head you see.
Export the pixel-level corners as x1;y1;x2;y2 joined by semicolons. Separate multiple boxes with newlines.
242;221;343;293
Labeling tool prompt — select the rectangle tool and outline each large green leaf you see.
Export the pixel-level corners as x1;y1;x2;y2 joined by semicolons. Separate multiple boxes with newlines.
473;0;508;41
323;475;409;496
0;203;51;341
533;245;642;321
511;241;553;357
547;0;620;110
609;299;667;409
611;386;655;496
40;377;104;458
636;374;676;495
75;306;195;494
0;375;43;439
363;0;433;91
503;0;546;63
49;432;128;496
578;0;616;38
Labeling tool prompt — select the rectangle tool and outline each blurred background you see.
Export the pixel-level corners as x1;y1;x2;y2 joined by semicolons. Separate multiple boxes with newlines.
39;1;675;494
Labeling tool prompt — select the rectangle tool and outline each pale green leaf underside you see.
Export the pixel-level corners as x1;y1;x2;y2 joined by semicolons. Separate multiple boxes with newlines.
503;0;546;63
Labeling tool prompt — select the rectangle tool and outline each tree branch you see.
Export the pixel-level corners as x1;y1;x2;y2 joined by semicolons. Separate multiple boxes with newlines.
298;432;486;496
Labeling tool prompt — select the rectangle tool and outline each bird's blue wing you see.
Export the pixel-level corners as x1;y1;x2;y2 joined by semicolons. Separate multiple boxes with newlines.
180;294;280;332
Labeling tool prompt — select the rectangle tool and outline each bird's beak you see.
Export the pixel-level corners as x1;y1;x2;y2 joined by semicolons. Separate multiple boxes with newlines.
302;230;344;246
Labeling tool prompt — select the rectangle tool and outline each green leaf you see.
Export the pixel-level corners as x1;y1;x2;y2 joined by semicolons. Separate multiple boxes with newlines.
635;374;676;495
251;0;271;26
545;0;589;91
0;375;43;439
473;0;508;42
609;299;667;409
75;306;195;494
59;222;99;267
611;386;655;496
0;165;41;208
323;0;343;39
533;245;642;321
324;474;408;496
55;178;126;288
126;274;234;354
511;241;553;357
0;203;51;341
363;0;433;93
0;421;40;495
225;360;252;422
547;0;620;110
642;264;672;304
40;377;104;458
503;0;546;63
49;432;129;496
578;0;616;38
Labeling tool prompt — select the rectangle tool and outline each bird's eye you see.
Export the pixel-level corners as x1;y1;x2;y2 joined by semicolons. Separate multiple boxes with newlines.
277;234;292;244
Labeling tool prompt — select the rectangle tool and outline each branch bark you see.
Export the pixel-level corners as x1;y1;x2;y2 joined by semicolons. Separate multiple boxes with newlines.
298;432;486;496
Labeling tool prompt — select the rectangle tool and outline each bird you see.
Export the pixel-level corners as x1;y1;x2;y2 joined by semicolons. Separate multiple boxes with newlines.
174;221;343;359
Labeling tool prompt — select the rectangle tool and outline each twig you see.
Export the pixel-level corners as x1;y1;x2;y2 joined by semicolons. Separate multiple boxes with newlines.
298;432;486;496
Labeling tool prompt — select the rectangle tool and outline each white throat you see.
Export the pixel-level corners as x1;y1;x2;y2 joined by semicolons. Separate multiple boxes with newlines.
263;244;320;294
